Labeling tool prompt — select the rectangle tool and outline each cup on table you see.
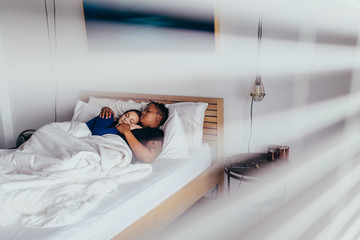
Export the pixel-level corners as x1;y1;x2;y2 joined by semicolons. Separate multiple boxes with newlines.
267;145;279;161
278;146;290;160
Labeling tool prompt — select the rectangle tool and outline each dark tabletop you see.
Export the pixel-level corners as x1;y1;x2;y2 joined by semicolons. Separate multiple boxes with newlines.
225;152;279;179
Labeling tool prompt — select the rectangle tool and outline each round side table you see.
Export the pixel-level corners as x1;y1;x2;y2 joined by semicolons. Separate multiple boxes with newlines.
224;152;277;192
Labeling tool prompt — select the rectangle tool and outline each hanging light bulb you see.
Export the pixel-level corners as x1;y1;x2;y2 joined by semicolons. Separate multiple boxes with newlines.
250;17;265;102
247;18;266;153
250;75;265;101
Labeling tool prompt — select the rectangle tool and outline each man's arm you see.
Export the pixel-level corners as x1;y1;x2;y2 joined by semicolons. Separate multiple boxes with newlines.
116;124;162;163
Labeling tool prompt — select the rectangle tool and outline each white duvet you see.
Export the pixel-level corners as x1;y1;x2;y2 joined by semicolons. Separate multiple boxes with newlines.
0;121;152;228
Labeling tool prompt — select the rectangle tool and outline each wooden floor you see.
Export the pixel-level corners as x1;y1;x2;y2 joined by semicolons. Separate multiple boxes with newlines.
154;197;214;239
153;179;284;240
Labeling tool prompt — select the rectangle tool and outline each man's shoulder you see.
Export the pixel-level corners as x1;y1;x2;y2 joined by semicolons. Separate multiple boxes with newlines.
142;127;164;135
132;127;163;137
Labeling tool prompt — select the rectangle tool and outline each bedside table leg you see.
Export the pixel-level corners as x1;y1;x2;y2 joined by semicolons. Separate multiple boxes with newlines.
228;175;230;193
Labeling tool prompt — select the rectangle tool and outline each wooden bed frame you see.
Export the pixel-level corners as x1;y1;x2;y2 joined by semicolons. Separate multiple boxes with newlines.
80;92;224;239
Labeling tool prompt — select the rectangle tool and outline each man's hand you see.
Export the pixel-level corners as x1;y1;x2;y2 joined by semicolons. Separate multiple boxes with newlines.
115;123;131;134
100;107;115;119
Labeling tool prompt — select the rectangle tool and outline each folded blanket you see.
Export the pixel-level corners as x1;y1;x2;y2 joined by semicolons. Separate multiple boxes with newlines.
0;121;152;228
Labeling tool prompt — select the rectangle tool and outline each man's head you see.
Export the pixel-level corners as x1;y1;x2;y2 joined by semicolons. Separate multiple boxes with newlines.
140;101;169;128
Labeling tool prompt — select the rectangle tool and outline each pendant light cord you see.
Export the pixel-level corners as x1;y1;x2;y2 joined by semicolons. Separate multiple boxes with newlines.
248;98;254;153
248;18;262;153
44;0;58;122
257;17;262;75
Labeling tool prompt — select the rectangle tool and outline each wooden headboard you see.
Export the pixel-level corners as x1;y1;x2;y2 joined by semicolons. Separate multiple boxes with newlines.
80;91;224;162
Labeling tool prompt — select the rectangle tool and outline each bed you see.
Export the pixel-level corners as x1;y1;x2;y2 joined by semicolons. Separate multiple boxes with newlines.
0;92;224;240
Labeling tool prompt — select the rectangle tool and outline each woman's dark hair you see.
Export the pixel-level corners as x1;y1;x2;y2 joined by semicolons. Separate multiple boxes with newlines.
149;101;169;126
123;109;142;121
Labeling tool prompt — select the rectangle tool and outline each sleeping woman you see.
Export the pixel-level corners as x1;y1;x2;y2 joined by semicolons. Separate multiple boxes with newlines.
86;108;142;136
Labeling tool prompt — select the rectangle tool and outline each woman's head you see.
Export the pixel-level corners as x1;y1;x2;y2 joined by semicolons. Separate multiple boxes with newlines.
118;109;142;126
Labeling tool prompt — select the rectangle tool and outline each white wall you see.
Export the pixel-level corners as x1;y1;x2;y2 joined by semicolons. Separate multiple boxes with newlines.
0;0;55;148
0;0;359;162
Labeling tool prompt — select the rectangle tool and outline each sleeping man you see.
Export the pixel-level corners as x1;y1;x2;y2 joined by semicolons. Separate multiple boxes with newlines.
86;101;168;163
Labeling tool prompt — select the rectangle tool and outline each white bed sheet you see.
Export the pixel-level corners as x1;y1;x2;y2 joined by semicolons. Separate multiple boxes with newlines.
1;144;211;240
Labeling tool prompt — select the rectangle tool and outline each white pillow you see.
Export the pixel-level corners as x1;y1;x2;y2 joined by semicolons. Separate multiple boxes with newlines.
166;102;208;149
72;100;100;122
157;110;189;159
88;96;142;118
141;101;149;111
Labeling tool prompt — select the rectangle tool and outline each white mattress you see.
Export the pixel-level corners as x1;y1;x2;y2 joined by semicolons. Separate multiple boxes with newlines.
1;144;211;240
